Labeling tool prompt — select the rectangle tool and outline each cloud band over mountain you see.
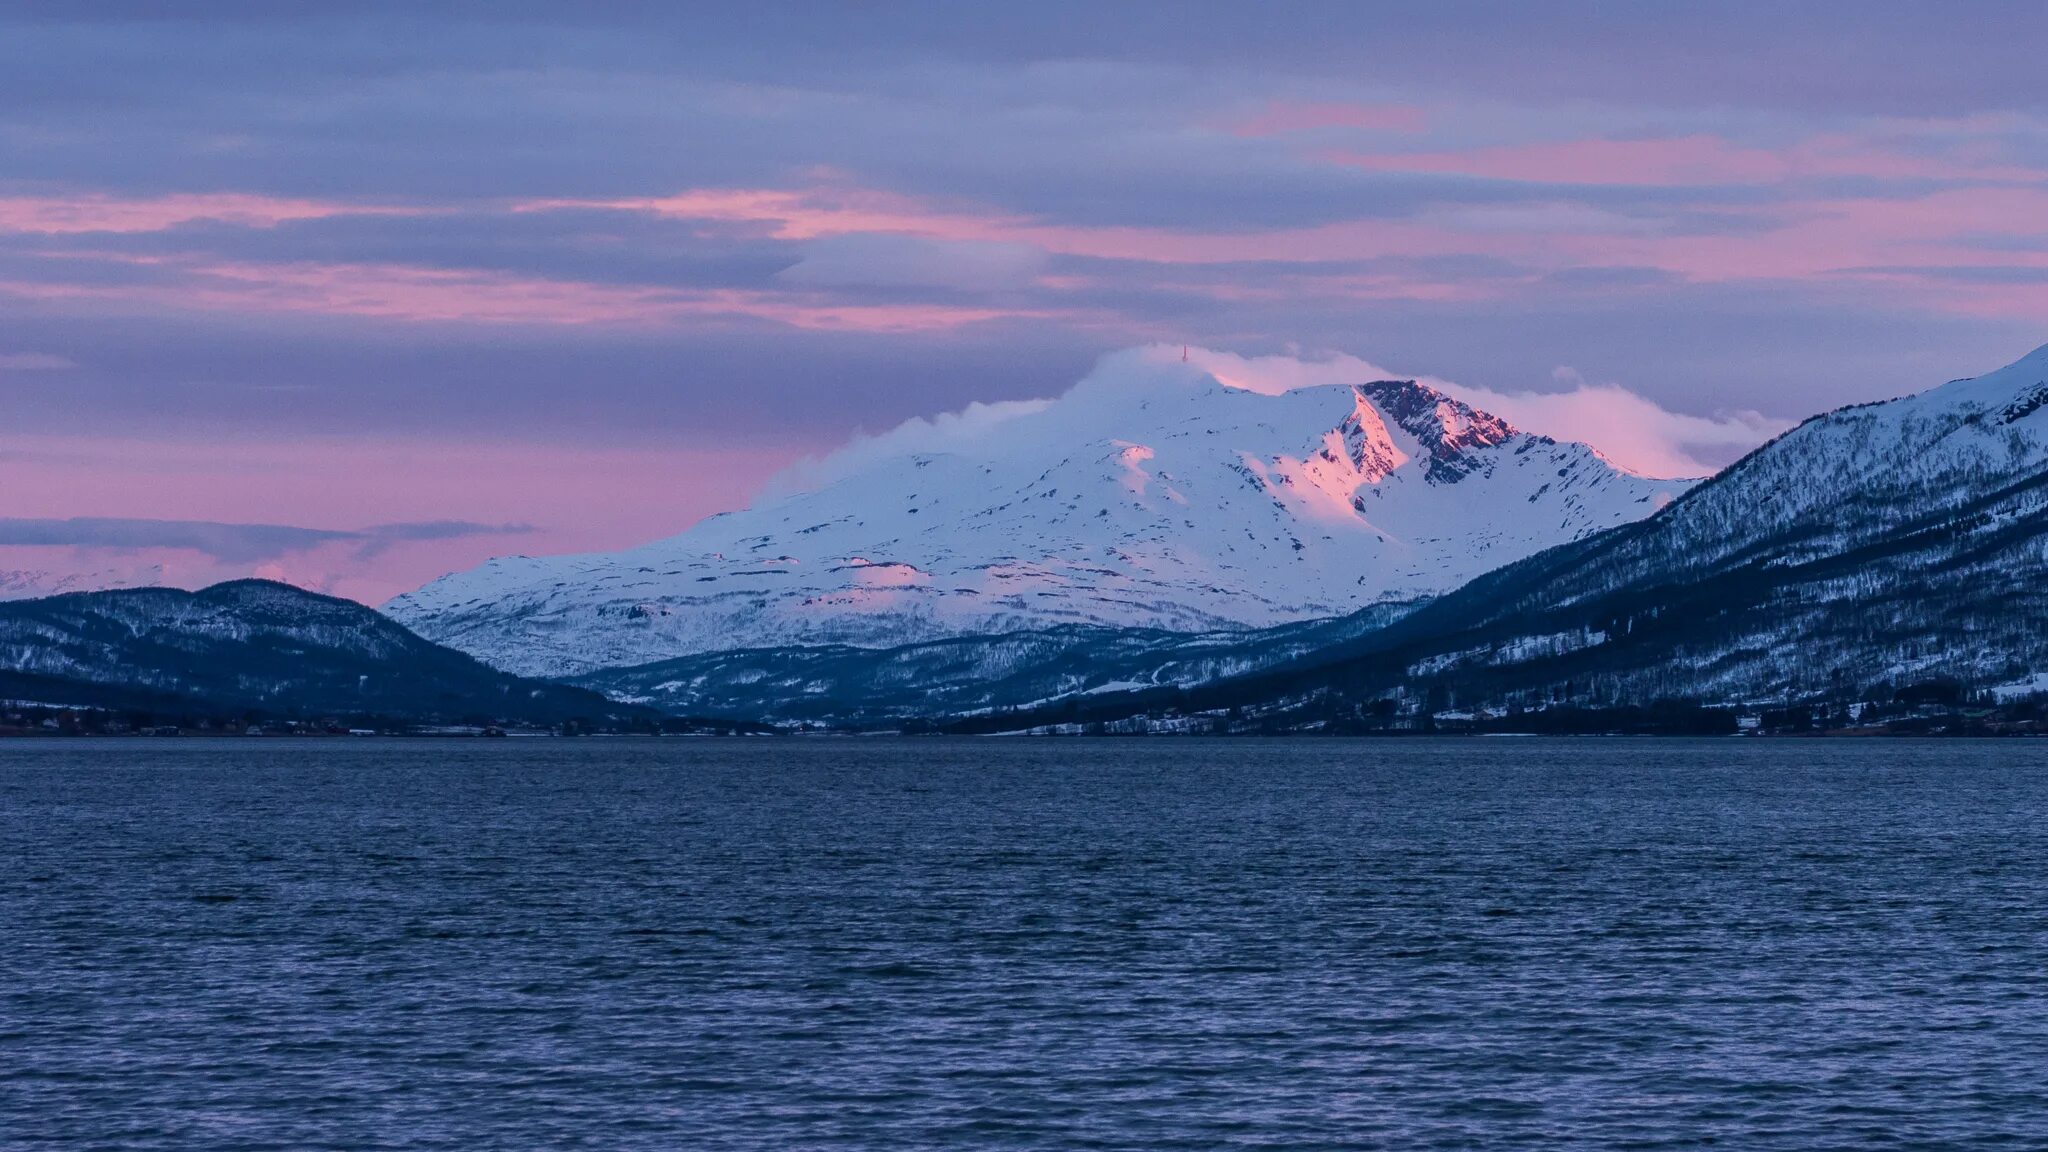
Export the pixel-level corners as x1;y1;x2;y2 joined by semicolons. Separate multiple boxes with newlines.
0;518;532;567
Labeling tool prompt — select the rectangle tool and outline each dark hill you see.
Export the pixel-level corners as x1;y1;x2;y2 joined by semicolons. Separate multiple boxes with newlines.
0;580;650;727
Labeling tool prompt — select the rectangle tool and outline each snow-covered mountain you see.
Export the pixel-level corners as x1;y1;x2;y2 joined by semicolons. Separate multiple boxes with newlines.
1079;341;2048;727
0;564;168;601
389;355;1693;677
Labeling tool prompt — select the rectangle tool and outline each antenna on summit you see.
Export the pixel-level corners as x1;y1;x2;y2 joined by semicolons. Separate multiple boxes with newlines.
1182;344;1188;363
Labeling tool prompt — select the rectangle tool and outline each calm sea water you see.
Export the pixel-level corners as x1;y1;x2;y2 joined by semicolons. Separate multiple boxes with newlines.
5;737;2048;1149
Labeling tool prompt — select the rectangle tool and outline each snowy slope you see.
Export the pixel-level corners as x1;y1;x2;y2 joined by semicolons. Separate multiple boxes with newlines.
571;600;1423;728
1601;341;2048;582
1102;341;2048;723
0;564;168;601
389;357;1692;676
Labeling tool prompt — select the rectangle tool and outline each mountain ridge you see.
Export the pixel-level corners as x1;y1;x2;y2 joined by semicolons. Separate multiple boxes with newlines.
0;579;654;727
390;356;1690;676
982;342;2048;730
568;600;1423;727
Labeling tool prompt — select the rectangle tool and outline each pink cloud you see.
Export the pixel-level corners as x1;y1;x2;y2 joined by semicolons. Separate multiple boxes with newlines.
1158;345;1785;477
532;181;1469;267
518;185;1020;243
0;192;424;233
14;175;2048;329
525;145;2048;295
1783;133;2048;183
1574;187;2048;283
8;138;2047;340
0;255;1050;332
27;178;2042;328
0;434;814;604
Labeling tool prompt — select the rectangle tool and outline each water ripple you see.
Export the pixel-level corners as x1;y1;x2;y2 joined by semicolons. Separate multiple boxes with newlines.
5;737;2048;1148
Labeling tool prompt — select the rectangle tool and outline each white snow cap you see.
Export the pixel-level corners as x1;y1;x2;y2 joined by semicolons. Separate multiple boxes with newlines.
1156;344;1783;479
787;344;1784;491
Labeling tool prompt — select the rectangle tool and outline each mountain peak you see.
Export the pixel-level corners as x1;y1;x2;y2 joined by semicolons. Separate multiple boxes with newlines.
1923;340;2048;414
1355;380;1518;482
1168;339;2048;725
389;361;1690;676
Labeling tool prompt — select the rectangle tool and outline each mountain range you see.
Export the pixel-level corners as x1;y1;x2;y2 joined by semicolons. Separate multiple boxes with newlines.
997;341;2048;732
14;343;2048;734
1;564;170;602
570;600;1421;728
388;353;1690;677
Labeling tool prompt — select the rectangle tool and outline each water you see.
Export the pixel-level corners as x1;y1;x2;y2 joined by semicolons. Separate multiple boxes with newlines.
5;737;2048;1149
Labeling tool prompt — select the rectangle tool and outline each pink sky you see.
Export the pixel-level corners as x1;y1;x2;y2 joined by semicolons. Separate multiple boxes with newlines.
10;123;2048;331
0;435;809;603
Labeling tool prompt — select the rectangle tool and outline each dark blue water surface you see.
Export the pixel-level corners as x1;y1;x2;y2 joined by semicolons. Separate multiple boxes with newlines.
6;737;2048;1149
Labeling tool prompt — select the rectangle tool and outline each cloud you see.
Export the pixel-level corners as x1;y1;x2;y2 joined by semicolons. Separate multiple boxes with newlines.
0;517;353;563
1151;344;1788;477
748;343;1787;506
0;253;1040;332
61;207;803;290
761;397;1053;499
1223;101;1428;137
0;351;74;370
0;517;531;565
348;519;539;559
778;234;1049;291
0;192;422;234
1467;369;1788;478
0;432;802;605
